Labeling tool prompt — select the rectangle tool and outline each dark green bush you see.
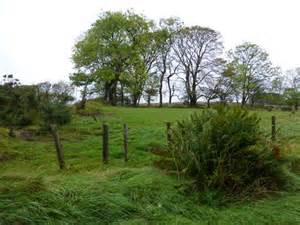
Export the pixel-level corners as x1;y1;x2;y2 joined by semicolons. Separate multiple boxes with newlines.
40;103;72;128
168;106;288;199
37;81;74;130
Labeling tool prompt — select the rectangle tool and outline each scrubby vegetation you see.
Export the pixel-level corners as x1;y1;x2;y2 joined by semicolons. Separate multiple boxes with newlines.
1;104;300;224
168;107;290;201
0;77;74;135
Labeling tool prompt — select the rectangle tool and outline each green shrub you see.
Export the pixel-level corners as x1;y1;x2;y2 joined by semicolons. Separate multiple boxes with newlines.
168;106;288;199
40;103;72;128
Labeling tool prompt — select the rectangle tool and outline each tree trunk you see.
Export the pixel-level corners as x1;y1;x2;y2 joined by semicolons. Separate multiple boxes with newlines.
159;81;163;107
132;94;139;107
8;127;15;137
167;77;173;105
147;94;151;107
107;81;117;106
190;74;197;106
120;83;124;106
190;96;197;106
241;96;246;107
207;99;211;108
104;82;109;103
79;83;88;109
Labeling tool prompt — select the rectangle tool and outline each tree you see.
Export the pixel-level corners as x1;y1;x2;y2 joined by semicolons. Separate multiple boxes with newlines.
283;68;300;110
173;26;223;106
227;42;276;107
166;68;179;104
70;71;95;109
72;11;152;106
126;24;163;106
125;60;148;106
271;74;284;95
200;58;230;107
155;17;182;107
143;74;159;106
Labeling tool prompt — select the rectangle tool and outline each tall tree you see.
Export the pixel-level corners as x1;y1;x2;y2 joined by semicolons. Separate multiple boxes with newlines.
227;42;276;107
126;25;163;106
155;17;182;107
72;11;152;105
173;26;223;106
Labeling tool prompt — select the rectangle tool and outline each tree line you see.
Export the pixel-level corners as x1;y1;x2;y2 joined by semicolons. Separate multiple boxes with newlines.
0;11;300;137
71;11;300;109
1;11;300;135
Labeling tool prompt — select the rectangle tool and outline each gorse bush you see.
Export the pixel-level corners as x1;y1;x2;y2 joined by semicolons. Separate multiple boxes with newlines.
168;106;288;199
40;103;72;128
37;81;74;130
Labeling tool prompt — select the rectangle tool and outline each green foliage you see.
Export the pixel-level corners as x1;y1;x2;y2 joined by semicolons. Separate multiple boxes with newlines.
283;88;300;110
37;81;73;129
72;11;155;105
40;103;72;127
169;106;288;199
227;42;277;106
0;77;40;134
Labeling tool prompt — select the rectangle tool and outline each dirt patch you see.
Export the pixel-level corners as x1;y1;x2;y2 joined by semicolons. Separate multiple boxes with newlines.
151;148;174;170
150;148;170;157
20;130;36;141
153;159;174;170
0;151;17;162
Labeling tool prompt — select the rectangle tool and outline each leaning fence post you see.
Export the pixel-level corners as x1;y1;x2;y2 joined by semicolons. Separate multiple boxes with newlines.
102;123;109;164
123;124;128;162
271;116;276;141
166;122;171;146
50;124;65;169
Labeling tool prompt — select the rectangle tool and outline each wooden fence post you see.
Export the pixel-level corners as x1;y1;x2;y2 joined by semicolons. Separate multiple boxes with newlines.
271;116;276;141
123;124;128;162
102;123;109;164
50;124;65;169
166;122;171;146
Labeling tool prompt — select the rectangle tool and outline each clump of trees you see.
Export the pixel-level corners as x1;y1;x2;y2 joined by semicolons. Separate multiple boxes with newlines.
0;75;74;136
71;10;300;109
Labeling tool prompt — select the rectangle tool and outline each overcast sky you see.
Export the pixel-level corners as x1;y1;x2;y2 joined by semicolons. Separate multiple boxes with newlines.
1;0;300;84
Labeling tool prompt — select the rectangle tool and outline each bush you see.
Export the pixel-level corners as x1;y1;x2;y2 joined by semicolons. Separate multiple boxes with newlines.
0;83;40;136
40;103;72;129
37;81;74;130
168;106;288;199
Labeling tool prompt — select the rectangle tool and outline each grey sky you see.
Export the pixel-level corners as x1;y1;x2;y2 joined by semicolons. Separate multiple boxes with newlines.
1;0;300;84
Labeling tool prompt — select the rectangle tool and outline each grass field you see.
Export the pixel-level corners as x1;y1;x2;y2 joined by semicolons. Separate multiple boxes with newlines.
1;104;300;225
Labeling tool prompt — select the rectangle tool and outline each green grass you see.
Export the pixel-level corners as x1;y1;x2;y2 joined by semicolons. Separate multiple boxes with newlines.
1;105;300;225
